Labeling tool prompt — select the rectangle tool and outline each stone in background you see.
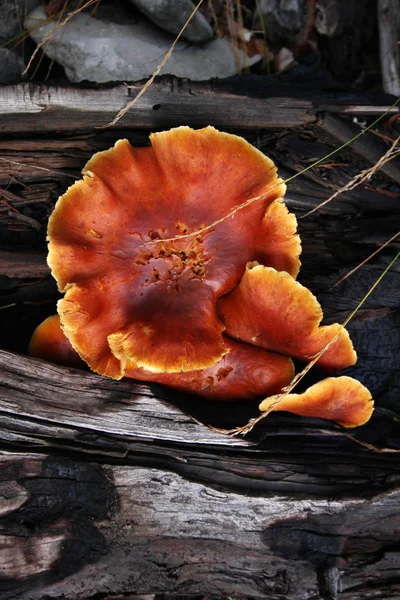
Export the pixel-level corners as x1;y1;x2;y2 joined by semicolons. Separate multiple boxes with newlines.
0;48;26;84
0;0;40;83
129;0;214;42
25;4;260;83
255;0;306;40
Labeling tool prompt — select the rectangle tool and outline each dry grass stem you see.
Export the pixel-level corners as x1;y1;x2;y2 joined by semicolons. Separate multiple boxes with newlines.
143;101;400;248
212;328;346;436
329;230;400;289
254;0;271;72
22;0;98;75
207;0;222;38
301;134;400;218
101;0;205;129
30;0;69;80
145;186;273;246
225;0;242;72
343;434;400;453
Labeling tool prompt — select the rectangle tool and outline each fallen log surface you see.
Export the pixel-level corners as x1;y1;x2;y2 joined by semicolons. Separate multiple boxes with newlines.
0;80;398;133
1;347;400;600
1;78;400;600
1;450;400;600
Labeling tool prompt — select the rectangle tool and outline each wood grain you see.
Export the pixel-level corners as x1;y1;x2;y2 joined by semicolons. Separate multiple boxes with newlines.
1;79;400;599
1;452;400;600
0;251;49;279
0;81;398;133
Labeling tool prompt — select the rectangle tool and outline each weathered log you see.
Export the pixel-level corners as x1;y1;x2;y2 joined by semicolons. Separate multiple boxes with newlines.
1;451;400;600
0;251;49;279
1;348;400;599
1;348;400;486
0;80;398;133
1;80;400;599
378;0;400;96
1;327;400;599
317;114;400;185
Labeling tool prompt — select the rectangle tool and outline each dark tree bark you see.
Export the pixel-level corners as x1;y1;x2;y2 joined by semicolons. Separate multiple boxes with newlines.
0;78;399;600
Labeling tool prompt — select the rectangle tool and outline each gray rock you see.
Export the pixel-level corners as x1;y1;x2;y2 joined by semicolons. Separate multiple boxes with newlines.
315;0;342;37
256;0;305;39
0;0;40;44
129;0;213;42
25;6;260;83
0;0;40;85
0;47;25;83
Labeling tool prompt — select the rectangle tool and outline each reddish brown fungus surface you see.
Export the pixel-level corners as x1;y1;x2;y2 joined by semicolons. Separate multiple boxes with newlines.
42;126;373;426
125;336;295;400
48;126;299;377
218;264;357;371
259;377;374;428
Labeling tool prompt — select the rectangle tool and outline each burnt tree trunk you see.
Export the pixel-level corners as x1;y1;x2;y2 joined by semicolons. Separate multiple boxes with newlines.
0;78;400;600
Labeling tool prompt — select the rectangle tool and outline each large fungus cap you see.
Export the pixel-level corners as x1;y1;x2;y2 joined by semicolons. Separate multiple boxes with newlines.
218;263;357;371
48;126;301;378
259;376;374;428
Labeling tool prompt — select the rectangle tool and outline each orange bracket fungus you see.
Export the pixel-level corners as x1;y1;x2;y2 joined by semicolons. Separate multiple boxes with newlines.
30;126;374;429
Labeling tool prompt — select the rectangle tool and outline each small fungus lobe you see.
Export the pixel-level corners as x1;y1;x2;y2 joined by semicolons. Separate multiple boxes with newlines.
259;377;374;428
218;264;356;371
29;314;87;370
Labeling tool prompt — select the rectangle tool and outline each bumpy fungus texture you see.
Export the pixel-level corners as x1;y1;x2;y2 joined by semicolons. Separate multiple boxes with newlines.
41;125;373;427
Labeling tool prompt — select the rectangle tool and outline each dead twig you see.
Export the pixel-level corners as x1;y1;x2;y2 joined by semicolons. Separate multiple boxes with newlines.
301;135;400;218
0;156;78;180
